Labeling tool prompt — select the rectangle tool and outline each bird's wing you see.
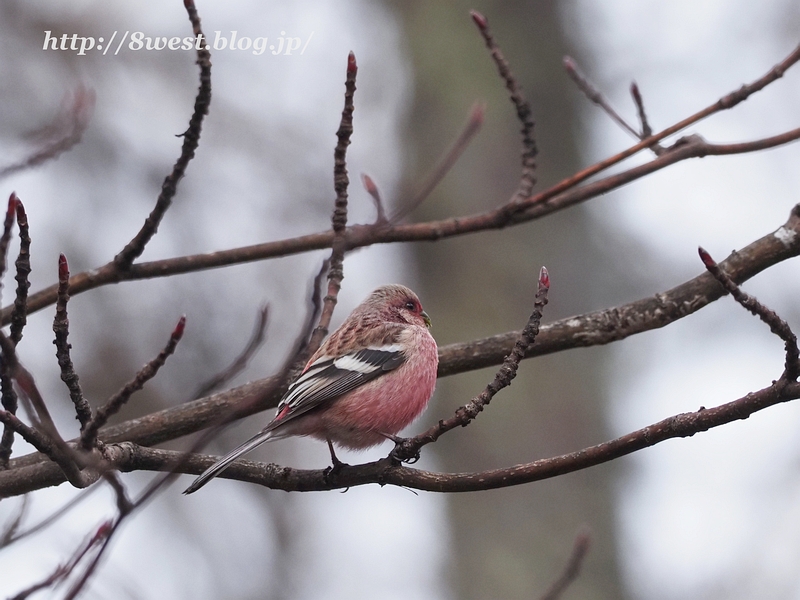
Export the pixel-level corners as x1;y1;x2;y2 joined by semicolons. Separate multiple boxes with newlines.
183;345;407;495
267;344;406;430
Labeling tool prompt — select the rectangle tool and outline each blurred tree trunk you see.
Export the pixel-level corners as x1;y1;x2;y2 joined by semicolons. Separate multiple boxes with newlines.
391;2;629;598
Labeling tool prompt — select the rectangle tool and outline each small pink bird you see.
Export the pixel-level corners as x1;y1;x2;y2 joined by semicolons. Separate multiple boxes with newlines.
184;284;438;494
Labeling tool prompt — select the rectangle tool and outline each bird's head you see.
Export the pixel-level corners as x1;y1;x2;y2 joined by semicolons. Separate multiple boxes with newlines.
368;284;432;329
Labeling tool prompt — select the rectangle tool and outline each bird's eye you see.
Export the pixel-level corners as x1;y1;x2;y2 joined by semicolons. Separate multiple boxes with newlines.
405;300;416;311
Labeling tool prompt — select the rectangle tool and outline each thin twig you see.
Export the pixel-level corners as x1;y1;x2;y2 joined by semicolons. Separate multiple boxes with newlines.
2;197;31;466
53;254;92;430
193;304;270;399
10;199;31;345
0;409;85;487
394;267;549;461
471;11;537;201
61;519;127;600
2;485;100;546
289;258;330;372
103;471;134;515
0;192;31;469
529;40;800;206
389;102;485;223
631;81;665;154
0;494;28;547
539;529;592;600
0;370;16;468
0;87;95;182
699;247;799;380
80;316;186;449
112;0;211;269
308;52;357;354
0;332;58;439
8;520;111;600
630;82;652;138
564;56;640;138
361;173;387;225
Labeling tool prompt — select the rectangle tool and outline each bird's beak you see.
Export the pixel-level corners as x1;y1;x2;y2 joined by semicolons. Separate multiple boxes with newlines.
421;310;432;329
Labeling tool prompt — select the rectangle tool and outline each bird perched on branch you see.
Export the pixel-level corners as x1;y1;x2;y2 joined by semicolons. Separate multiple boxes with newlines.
184;284;438;494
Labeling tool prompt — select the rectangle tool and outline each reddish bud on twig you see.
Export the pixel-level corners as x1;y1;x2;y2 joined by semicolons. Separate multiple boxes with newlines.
362;174;387;224
347;51;357;73
361;173;378;196
698;246;716;268
469;101;486;127
93;520;113;543
58;254;69;283
470;10;488;31
7;193;17;221
172;315;187;339
563;56;577;76
183;0;195;9
574;528;592;552
539;266;550;289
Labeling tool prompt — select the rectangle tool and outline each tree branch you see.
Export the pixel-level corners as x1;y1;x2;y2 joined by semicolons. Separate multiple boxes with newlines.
4;37;800;328
80;316;186;450
53;254;92;430
307;52;357;353
112;0;211;269
8;378;793;498
2;202;797;491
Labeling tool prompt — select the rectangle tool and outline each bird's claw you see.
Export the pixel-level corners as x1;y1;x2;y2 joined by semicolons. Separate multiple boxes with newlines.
389;437;421;464
323;458;350;483
323;439;350;483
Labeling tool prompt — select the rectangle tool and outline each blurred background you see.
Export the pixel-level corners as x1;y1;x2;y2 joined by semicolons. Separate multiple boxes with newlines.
1;1;800;598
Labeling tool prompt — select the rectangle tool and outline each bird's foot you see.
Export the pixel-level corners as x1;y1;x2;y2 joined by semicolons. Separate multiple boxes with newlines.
385;434;420;464
323;439;350;483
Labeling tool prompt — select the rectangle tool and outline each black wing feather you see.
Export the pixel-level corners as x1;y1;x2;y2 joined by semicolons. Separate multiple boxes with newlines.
268;347;406;429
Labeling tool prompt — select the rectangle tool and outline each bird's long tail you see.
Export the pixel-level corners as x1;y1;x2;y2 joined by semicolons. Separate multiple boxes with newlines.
183;429;275;494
